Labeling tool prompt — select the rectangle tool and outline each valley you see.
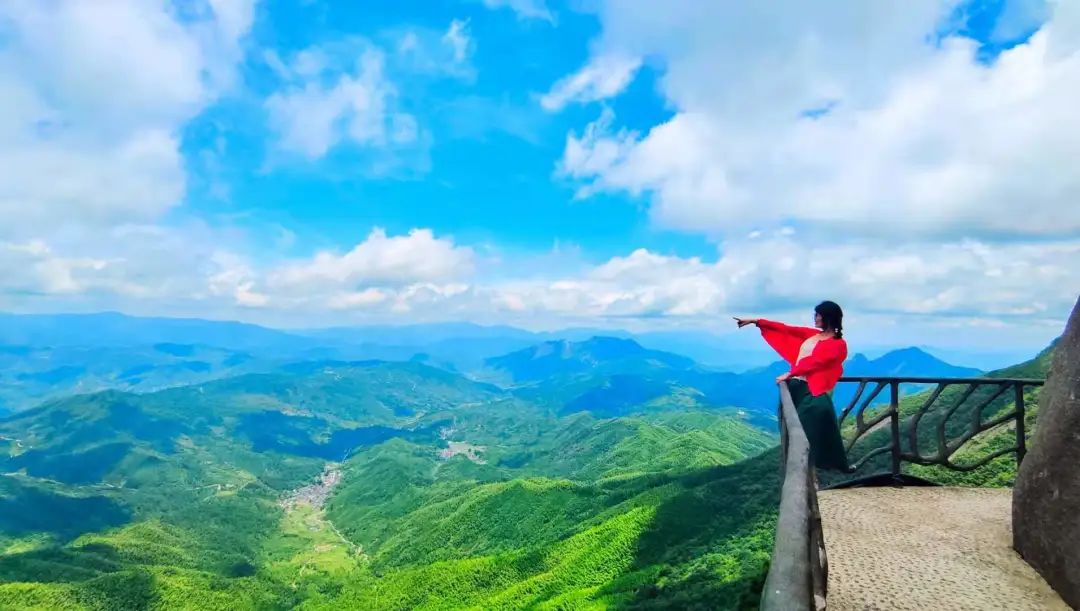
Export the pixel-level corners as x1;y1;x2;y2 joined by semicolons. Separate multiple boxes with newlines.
0;314;1047;610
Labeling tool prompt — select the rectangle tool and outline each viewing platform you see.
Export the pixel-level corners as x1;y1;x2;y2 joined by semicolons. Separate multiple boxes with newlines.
821;486;1067;611
759;365;1079;611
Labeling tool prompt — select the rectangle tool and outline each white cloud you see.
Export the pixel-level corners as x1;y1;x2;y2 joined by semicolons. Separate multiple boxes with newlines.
0;224;221;302
268;228;475;292
2;240;108;294
1;222;1074;351
0;224;479;319
329;288;390;310
392;20;476;80
555;0;1080;239
265;47;419;159
483;235;1080;329
482;0;554;23
208;252;269;308
0;0;255;233
443;20;472;65
263;19;475;161
540;54;642;111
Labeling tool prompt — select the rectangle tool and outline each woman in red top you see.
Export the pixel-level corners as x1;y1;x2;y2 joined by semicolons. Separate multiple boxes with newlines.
735;301;850;472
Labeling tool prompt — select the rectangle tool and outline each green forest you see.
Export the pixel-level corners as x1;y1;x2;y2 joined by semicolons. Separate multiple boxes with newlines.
0;336;1056;610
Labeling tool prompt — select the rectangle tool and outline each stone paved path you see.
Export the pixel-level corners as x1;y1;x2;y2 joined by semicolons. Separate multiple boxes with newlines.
818;487;1071;611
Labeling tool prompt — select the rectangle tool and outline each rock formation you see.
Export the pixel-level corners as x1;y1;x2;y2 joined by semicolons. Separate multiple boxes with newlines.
1013;295;1080;608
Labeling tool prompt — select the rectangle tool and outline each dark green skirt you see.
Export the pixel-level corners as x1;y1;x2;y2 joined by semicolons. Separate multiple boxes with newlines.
788;379;849;472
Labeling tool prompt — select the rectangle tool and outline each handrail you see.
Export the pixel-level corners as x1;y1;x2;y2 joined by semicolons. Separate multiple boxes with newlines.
760;375;1045;609
838;376;1044;384
834;376;1045;479
761;381;826;611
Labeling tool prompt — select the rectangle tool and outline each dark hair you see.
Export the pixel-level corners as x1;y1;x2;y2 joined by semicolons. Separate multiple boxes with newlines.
815;301;843;338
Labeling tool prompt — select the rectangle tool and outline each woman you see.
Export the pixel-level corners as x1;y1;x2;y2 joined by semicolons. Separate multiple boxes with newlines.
735;301;850;472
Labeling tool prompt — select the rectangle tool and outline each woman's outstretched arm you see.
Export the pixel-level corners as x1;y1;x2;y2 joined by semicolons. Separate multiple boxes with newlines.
752;319;818;338
736;317;817;365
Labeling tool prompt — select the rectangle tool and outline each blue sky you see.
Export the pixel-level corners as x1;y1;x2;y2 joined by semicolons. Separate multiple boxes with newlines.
0;0;1078;353
182;0;687;261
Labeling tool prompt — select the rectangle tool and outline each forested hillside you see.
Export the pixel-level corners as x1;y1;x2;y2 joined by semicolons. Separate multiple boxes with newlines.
0;357;778;610
0;325;1042;610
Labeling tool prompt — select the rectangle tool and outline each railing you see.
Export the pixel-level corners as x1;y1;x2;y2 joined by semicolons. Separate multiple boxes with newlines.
835;376;1044;482
760;381;827;611
760;375;1045;610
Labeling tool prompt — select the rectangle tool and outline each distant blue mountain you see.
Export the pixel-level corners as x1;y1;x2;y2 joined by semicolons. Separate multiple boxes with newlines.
843;347;981;379
0;312;315;351
484;336;696;383
832;347;982;413
479;339;983;419
299;321;540;345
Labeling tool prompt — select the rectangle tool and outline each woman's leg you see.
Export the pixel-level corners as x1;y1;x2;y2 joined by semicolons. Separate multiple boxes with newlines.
790;381;850;471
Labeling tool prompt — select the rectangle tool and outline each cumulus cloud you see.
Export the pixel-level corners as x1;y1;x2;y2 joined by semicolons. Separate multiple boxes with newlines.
2;222;1075;347
0;224;232;305
555;0;1080;239
328;288;390;310
264;18;474;161
207;252;269;308
2;240;108;295
540;54;642;111
484;234;1080;326
265;46;419;159
0;0;255;232
267;228;475;293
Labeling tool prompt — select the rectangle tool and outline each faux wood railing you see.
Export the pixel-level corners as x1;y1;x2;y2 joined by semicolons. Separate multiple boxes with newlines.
760;376;1045;610
760;381;827;611
835;376;1044;482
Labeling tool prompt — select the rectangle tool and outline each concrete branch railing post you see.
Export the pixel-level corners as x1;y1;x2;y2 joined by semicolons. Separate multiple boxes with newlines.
760;381;826;611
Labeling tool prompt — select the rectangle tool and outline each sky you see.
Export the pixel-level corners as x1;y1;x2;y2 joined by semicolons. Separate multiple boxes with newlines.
0;0;1078;353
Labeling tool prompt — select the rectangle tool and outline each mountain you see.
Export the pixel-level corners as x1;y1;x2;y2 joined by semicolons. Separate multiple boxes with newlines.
0;343;273;413
299;322;541;345
0;318;1054;610
0;357;777;610
483;336;696;383
631;329;777;372
0;315;527;413
477;340;985;422
843;346;981;378
830;347;983;413
315;437;780;610
0;313;992;417
0;312;314;352
477;337;776;422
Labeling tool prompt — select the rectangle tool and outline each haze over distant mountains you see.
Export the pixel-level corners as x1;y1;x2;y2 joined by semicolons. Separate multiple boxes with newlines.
0;312;985;416
1;311;1016;367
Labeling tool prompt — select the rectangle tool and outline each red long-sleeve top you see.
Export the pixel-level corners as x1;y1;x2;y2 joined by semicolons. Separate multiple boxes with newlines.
756;319;847;396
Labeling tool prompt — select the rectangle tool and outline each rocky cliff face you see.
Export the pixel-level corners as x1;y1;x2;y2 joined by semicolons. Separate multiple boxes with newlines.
1013;295;1080;608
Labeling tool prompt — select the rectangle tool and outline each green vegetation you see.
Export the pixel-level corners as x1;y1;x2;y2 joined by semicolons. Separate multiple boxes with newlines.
0;359;779;609
305;446;781;610
2;335;1047;609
